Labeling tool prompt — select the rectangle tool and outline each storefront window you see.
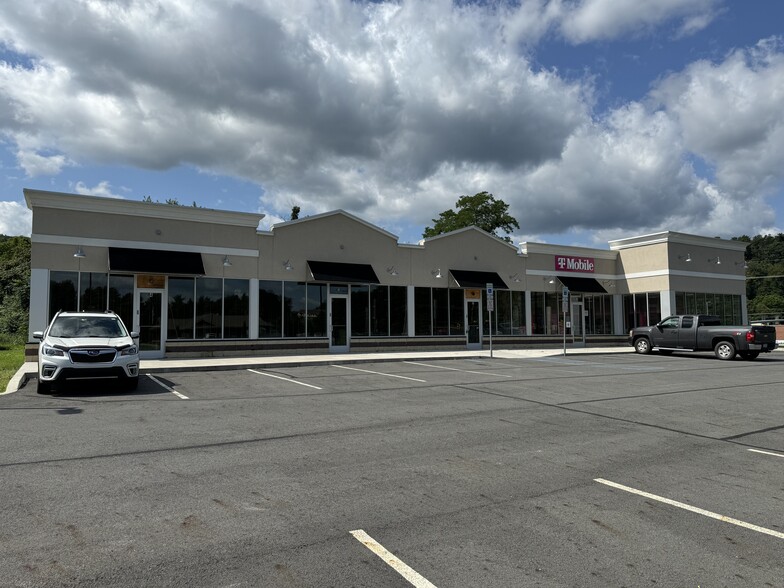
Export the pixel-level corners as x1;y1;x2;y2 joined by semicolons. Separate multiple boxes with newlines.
511;291;526;335
79;272;108;312
495;290;511;335
283;282;307;337
307;284;327;337
223;279;249;338
109;275;134;330
168;277;195;339
351;285;369;336
195;277;222;339
259;280;283;337
432;288;449;335
414;287;431;335
49;271;78;320
531;292;562;335
389;286;407;336
449;289;464;336
370;285;389;336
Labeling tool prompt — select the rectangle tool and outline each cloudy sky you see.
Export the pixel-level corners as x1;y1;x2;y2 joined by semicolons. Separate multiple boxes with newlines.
1;0;783;247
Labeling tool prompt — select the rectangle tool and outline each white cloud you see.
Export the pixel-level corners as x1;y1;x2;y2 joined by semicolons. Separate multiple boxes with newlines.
72;180;124;199
0;0;781;244
0;201;32;236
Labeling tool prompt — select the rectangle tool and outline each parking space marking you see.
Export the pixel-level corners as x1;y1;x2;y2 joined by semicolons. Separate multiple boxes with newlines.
748;448;784;459
350;529;438;588
404;361;512;378
147;374;189;399
331;365;427;382
247;369;323;389
595;478;784;540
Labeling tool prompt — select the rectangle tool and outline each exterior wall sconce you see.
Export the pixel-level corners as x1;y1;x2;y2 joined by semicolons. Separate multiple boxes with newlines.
386;266;399;276
283;260;293;271
735;260;748;269
509;273;521;283
431;268;442;278
545;276;556;284
677;253;692;262
74;247;86;258
222;255;232;267
709;256;721;265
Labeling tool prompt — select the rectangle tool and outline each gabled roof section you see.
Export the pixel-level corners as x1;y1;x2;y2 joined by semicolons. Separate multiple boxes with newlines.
419;226;519;251
270;209;399;241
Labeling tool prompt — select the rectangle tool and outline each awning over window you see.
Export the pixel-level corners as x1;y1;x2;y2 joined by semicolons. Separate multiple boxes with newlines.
557;276;607;293
307;260;379;284
108;247;205;275
449;270;508;289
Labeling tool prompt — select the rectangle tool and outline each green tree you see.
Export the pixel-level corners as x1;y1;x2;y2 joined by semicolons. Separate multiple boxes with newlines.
423;191;519;242
290;206;300;220
0;236;31;342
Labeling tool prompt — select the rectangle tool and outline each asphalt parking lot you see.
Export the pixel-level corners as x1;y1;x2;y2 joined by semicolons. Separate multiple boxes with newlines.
1;352;783;587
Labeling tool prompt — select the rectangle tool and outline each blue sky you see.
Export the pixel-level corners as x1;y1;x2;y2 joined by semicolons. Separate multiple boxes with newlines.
1;0;783;248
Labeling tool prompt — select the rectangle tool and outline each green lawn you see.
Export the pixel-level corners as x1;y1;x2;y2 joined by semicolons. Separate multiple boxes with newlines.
0;340;26;392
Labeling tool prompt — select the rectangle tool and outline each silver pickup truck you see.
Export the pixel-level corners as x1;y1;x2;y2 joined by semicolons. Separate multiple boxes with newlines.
629;315;777;360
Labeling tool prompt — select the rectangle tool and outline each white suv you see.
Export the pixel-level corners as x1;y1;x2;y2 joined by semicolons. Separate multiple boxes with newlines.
33;311;140;394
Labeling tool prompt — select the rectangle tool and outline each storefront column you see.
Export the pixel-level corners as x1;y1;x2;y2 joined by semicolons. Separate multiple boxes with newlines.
660;290;675;318
28;268;49;339
406;285;415;337
249;278;259;339
525;290;532;336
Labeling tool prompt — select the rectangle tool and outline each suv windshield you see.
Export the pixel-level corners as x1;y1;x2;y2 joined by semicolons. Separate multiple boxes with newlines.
49;316;127;338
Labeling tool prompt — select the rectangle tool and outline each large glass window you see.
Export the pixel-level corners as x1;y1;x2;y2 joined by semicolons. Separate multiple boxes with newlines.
432;288;449;335
351;285;369;336
195;277;222;339
307;284;327;337
495;290;511;335
109;275;134;330
674;292;742;325
259;280;283;337
49;271;78;320
389;286;407;336
283;282;307;337
449;289;464;336
531;292;562;335
223;279;249;338
414;287;431;335
511;291;526;335
80;272;108;312
370;285;389;336
168;277;195;339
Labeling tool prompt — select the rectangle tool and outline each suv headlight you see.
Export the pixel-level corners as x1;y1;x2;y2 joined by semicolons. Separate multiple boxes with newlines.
43;344;65;357
120;346;138;356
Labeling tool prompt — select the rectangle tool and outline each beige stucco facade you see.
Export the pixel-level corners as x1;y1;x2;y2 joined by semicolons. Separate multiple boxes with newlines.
25;189;749;357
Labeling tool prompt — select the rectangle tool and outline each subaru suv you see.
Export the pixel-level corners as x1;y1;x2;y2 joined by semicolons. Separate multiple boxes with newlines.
33;311;140;394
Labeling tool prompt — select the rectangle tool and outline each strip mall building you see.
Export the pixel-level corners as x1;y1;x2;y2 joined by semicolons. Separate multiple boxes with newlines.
25;189;749;358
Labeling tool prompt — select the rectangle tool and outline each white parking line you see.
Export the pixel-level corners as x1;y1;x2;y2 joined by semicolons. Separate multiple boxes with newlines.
247;369;322;389
404;361;512;378
147;374;189;399
350;529;438;588
595;478;784;540
331;365;426;382
748;448;784;459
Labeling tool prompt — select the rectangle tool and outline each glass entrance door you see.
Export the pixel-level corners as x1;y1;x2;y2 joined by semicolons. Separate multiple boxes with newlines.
465;299;482;350
136;290;165;358
329;295;349;353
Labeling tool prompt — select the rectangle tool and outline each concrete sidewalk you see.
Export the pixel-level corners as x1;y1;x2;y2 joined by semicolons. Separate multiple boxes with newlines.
4;345;633;395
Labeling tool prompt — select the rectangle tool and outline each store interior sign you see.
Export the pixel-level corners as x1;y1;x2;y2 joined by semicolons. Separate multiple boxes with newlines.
555;255;595;273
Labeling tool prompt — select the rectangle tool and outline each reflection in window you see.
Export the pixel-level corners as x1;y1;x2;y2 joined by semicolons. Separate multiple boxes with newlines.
284;282;306;337
432;288;449;335
223;279;249;338
196;278;222;339
307;284;327;337
259;280;283;337
49;271;78;320
168;277;195;339
414;287;431;335
370;285;389;336
351;285;369;336
389;286;407;336
80;272;108;312
449;289;464;336
109;274;134;330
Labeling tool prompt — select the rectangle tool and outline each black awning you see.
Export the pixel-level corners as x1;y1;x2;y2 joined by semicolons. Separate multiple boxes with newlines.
449;270;508;289
557;276;607;293
307;260;379;284
109;247;205;275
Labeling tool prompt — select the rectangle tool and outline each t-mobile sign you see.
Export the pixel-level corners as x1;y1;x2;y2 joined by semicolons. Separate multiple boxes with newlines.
555;255;595;273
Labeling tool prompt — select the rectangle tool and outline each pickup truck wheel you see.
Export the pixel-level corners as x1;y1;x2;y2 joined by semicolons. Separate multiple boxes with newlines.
634;338;651;354
714;341;736;360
